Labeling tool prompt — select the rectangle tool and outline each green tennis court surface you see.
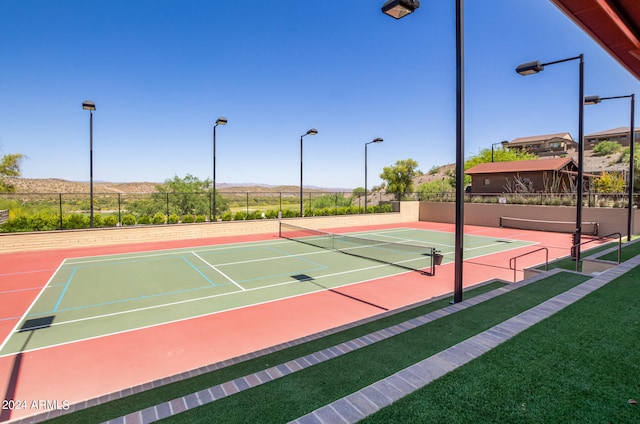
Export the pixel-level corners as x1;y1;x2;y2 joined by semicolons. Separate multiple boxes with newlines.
0;227;534;356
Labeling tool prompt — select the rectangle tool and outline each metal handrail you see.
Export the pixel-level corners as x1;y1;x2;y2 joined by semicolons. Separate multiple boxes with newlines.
572;232;622;272
508;247;549;283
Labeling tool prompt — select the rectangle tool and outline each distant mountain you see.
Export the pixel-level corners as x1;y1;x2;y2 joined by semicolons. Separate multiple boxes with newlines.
9;178;352;194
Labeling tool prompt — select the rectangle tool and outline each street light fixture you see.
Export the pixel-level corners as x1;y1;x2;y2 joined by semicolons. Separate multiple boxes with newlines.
382;0;465;303
491;140;509;162
381;0;420;19
584;94;635;242
212;117;227;222
365;138;384;213
82;100;96;228
300;128;318;216
516;54;585;261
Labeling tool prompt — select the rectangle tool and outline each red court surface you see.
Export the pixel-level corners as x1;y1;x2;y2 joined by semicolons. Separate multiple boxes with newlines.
0;222;586;422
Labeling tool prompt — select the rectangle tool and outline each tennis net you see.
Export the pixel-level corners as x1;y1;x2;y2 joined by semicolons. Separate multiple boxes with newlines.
279;221;438;275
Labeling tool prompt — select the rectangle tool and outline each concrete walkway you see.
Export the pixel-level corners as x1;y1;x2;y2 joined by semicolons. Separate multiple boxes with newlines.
86;254;640;424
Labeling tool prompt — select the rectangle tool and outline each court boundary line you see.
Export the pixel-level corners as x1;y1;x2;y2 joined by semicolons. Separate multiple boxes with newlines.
0;259;67;352
191;251;244;291
0;228;541;358
0;259;422;359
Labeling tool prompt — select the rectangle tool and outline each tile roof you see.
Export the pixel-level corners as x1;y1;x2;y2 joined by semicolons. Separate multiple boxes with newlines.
465;157;575;175
584;127;640;137
509;132;574;145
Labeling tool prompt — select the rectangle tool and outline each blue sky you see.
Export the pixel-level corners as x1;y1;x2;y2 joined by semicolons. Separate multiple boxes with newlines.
1;0;639;189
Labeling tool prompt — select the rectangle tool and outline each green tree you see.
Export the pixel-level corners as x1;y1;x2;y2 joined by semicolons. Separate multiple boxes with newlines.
380;159;420;200
446;147;537;188
0;153;25;193
127;174;228;218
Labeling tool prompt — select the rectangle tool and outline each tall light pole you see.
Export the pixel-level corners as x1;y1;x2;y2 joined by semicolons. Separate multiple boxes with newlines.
585;94;635;242
382;0;466;303
516;55;585;261
212;117;227;221
365;138;384;213
491;140;509;162
82;100;96;228
300;128;318;216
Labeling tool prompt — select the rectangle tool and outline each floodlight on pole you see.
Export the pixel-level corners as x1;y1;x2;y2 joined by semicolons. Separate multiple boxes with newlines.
382;0;465;303
381;0;420;19
82;100;96;228
516;54;585;261
212;116;227;222
584;93;635;242
300;128;318;216
365;138;384;213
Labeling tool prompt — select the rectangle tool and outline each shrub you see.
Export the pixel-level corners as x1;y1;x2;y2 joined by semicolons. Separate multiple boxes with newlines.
234;211;246;220
181;214;195;223
121;214;136;226
592;140;621;156
195;215;206;222
103;215;118;227
64;214;89;229
152;212;166;225
137;215;151;225
221;212;233;221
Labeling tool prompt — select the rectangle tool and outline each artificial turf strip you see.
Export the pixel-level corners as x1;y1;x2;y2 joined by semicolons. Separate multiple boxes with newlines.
153;272;589;423
598;238;640;262
45;282;504;424
362;265;640;423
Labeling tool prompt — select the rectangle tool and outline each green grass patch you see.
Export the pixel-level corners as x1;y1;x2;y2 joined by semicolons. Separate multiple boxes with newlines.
364;265;640;423
598;239;640;262
47;282;503;423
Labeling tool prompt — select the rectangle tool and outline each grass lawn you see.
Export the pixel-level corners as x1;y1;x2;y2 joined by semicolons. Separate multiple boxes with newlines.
50;271;592;423
363;264;640;423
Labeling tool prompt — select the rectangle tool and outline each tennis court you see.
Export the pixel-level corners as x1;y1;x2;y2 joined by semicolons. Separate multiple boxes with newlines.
0;225;534;357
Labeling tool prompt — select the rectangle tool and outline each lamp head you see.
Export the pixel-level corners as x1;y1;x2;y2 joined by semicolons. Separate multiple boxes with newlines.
306;128;318;136
381;0;420;19
516;60;544;76
215;117;228;126
82;100;96;111
373;137;383;143
584;95;602;105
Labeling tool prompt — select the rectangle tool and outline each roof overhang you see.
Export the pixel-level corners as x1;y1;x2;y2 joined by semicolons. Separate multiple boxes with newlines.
550;0;640;80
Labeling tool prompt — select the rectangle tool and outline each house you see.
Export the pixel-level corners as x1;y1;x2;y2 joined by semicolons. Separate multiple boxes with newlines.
505;132;576;157
465;157;585;194
584;127;640;150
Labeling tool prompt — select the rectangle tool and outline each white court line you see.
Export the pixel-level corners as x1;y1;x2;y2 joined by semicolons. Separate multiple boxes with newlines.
0;259;68;353
191;251;245;291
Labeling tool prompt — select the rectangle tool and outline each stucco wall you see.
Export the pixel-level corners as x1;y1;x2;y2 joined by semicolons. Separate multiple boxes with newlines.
419;202;640;237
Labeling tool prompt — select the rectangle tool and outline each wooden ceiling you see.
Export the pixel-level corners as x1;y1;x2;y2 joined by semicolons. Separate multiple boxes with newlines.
550;0;640;80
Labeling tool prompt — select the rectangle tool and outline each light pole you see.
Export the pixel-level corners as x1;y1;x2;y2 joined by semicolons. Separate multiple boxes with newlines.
491;140;509;162
82;100;96;228
365;138;384;213
516;55;585;261
300;128;318;216
212;117;227;221
382;0;466;303
585;94;635;242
